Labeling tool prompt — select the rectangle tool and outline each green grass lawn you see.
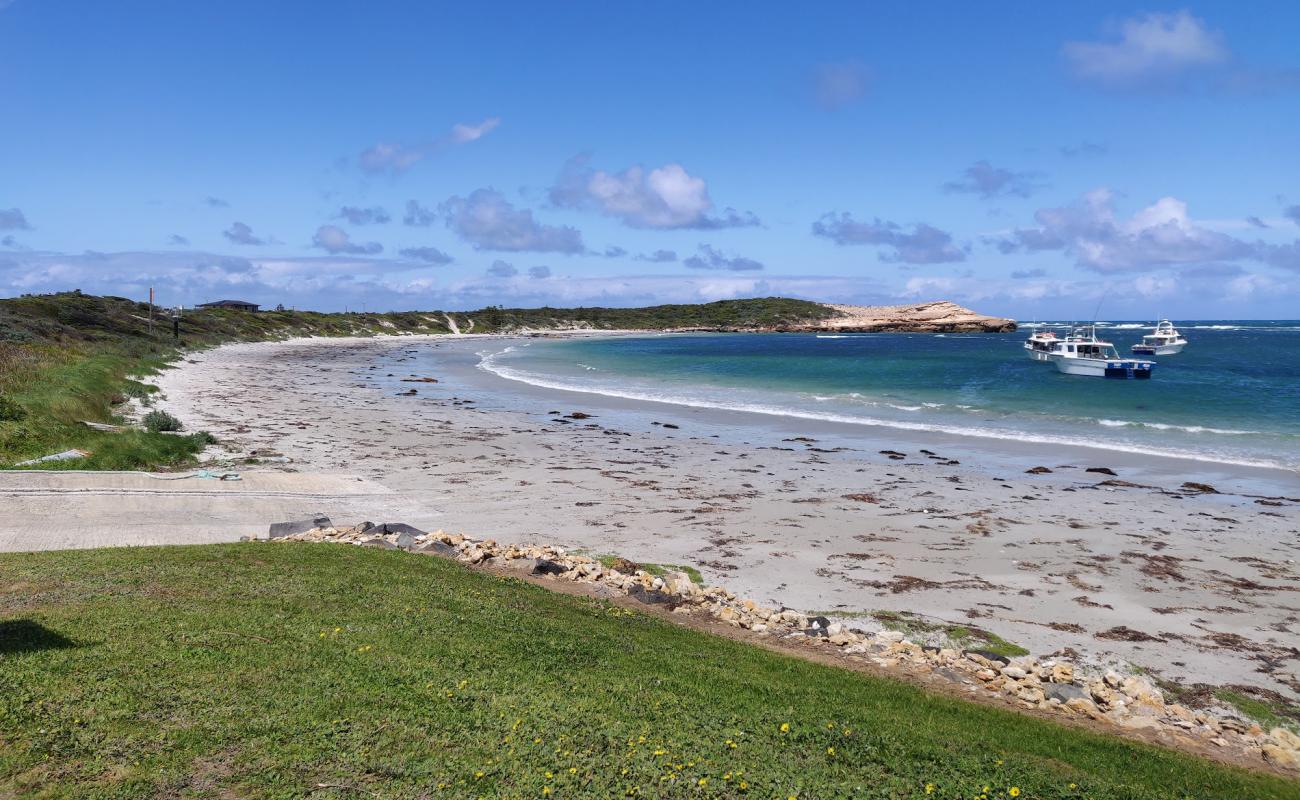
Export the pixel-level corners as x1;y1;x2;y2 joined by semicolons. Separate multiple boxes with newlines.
1;545;1295;799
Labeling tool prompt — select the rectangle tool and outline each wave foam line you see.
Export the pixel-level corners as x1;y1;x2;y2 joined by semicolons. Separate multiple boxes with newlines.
477;351;1295;472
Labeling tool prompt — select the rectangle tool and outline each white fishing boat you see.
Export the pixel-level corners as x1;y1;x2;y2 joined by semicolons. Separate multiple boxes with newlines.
1047;326;1154;379
1022;329;1060;361
1131;320;1187;355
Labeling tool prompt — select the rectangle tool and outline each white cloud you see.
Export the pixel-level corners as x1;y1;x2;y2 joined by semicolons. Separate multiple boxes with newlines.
550;157;759;230
450;117;500;144
486;259;518;278
0;208;32;231
441;188;584;253
312;224;382;255
943;161;1044;199
336;206;391;225
397;246;453;265
223;221;267;246
1064;11;1227;84
358;116;501;175
999;189;1256;272
812;213;967;263
682;244;764;271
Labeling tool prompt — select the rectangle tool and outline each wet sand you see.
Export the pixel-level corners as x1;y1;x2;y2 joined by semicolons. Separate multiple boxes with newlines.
153;335;1300;702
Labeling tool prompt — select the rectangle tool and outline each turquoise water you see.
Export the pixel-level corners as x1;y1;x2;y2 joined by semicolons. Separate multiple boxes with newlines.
479;322;1300;472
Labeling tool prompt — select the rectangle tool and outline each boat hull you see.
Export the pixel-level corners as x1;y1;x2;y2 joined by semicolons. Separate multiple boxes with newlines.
1132;342;1185;355
1051;356;1153;378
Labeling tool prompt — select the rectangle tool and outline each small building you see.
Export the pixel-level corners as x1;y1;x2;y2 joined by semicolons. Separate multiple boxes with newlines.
197;300;260;312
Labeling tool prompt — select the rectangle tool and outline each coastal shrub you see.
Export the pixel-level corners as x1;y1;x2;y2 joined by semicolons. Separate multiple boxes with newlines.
0;395;25;422
142;410;182;433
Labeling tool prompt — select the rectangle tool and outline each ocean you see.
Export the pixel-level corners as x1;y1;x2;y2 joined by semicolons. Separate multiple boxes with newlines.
477;322;1300;473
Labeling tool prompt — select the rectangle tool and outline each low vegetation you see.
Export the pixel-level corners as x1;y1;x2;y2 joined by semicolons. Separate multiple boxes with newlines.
870;610;1031;659
2;544;1295;798
468;298;838;332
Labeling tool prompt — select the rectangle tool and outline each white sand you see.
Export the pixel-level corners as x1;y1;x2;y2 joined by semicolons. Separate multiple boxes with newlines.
153;335;1300;701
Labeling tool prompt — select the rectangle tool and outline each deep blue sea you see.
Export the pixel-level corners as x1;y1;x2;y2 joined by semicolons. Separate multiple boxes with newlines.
479;322;1300;473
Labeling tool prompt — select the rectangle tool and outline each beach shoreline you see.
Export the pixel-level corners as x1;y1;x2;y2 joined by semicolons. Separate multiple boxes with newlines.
152;333;1300;706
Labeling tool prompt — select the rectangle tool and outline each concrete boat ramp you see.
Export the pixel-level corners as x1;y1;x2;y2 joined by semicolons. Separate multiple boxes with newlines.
0;471;435;552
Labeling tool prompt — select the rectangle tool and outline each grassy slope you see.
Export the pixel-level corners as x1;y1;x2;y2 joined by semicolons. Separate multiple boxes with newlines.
0;292;833;469
1;545;1295;799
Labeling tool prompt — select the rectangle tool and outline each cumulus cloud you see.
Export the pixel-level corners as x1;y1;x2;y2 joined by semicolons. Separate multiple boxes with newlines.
358;116;501;175
486;259;518;278
336;206;391;225
682;244;764;272
812;213;966;263
550;156;759;230
943;161;1044;199
204;196;230;208
312;224;382;255
1063;11;1227;85
602;246;628;258
1010;268;1047;279
813;60;872;110
998;189;1257;272
167;234;190;246
1285;205;1300;227
636;249;678;263
0;208;31;230
223;221;267;246
1246;216;1270;229
397;246;453;264
441;188;584;253
528;265;551;279
403;200;437;227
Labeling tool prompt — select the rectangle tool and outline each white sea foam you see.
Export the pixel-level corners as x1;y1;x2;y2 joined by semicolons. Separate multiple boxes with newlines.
1097;419;1265;436
477;349;1294;472
816;335;850;339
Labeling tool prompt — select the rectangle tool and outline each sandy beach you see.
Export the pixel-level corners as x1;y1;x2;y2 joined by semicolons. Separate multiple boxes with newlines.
152;334;1300;703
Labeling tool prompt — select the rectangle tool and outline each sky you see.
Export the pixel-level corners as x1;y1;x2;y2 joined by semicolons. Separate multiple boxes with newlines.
1;1;1299;319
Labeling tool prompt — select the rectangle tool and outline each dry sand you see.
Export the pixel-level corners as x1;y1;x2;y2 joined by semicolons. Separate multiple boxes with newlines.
152;335;1300;702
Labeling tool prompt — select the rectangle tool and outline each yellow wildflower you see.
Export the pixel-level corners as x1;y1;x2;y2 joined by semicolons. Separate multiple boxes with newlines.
698;778;708;787
780;723;791;733
1009;789;1021;798
925;785;935;795
826;746;835;755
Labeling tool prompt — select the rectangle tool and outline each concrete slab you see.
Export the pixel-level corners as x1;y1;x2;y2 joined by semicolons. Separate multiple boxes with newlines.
0;471;439;553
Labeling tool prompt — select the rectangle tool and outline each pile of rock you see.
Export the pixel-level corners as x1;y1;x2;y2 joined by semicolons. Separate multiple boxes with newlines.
260;522;1300;773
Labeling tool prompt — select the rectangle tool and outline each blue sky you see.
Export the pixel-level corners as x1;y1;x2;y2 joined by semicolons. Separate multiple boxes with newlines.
2;1;1298;318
